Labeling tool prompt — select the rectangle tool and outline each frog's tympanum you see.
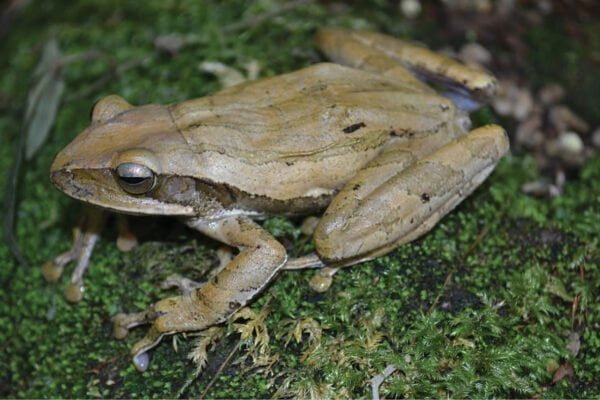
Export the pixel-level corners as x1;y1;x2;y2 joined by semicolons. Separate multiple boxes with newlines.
46;29;509;371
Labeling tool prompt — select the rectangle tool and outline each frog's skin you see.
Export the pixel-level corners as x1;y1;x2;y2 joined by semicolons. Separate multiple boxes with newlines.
47;28;509;371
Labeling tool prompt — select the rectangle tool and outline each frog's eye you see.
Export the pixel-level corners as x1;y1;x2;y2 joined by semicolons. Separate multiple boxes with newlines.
115;163;156;194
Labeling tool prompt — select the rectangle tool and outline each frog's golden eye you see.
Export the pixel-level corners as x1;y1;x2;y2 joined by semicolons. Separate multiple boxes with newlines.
115;163;156;194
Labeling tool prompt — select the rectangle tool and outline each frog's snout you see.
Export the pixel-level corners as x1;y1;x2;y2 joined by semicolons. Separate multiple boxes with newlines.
49;168;73;192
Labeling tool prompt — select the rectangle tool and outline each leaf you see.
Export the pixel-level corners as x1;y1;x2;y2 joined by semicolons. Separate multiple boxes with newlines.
545;276;573;302
566;332;580;357
199;61;246;88
24;38;65;160
3;38;64;269
551;362;574;383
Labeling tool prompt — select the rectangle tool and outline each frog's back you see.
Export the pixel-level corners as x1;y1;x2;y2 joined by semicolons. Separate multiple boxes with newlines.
169;63;458;201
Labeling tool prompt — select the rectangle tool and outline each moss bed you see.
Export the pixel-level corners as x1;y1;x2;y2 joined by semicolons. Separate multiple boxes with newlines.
0;1;598;398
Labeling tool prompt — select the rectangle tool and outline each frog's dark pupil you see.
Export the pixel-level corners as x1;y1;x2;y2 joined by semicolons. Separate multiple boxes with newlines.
120;176;147;185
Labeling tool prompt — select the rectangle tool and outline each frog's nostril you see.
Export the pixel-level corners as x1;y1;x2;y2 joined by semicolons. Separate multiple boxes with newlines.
50;170;66;186
49;169;76;194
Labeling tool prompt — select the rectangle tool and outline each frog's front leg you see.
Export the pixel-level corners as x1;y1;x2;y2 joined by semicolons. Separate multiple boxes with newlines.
115;215;287;371
42;206;107;302
43;207;138;302
313;125;509;279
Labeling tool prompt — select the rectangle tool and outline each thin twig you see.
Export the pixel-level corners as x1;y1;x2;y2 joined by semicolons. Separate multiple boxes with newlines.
198;340;241;399
427;225;491;314
0;0;29;39
64;55;151;102
196;295;273;399
223;0;316;33
57;50;115;68
371;364;398;400
2;115;29;271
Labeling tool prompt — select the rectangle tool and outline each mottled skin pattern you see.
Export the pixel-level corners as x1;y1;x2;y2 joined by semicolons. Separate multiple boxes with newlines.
47;28;509;370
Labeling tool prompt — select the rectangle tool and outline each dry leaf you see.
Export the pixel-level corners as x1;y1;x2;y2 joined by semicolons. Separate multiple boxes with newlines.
552;362;574;383
25;38;65;160
566;332;580;357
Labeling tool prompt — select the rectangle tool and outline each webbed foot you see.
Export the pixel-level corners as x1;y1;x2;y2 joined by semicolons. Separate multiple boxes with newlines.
114;293;217;371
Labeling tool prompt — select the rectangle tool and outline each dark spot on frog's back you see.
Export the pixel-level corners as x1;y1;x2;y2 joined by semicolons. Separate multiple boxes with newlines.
343;122;366;134
420;193;430;203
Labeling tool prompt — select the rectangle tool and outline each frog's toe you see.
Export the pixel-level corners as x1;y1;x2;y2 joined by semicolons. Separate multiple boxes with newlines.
113;310;158;339
42;260;65;283
113;320;130;340
133;351;150;372
309;266;340;293
116;213;138;252
131;325;165;372
116;233;138;252
64;281;85;303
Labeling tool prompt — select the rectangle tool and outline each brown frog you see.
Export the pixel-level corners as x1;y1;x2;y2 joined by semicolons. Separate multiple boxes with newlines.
46;28;508;371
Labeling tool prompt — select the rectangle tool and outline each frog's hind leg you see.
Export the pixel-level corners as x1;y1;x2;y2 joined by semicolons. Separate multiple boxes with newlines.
315;28;432;94
316;28;497;108
313;125;509;286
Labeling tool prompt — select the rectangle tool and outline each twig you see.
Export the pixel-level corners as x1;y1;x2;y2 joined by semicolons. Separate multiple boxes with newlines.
427;225;491;314
223;0;316;33
57;50;115;68
2;115;29;271
198;340;241;399
195;295;273;399
63;55;151;102
371;364;398;400
0;0;29;39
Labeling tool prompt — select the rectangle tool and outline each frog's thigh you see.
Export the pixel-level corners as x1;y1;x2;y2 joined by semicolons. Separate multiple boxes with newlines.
317;28;496;97
314;124;508;264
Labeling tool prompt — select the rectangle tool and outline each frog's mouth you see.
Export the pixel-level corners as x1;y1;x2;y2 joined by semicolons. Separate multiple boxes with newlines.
50;168;195;217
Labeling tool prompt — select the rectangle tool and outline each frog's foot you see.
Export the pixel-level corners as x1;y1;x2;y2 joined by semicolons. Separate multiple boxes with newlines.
43;228;100;303
43;207;106;302
160;273;203;295
120;293;218;371
42;237;81;283
113;307;163;371
309;266;340;292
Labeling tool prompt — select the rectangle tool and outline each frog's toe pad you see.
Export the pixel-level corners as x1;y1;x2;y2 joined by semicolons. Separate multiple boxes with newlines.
113;310;158;339
309;273;333;292
113;315;130;339
133;352;150;372
116;233;138;252
64;281;84;303
42;261;65;283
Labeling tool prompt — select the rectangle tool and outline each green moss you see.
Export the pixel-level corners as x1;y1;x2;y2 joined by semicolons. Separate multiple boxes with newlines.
1;1;599;398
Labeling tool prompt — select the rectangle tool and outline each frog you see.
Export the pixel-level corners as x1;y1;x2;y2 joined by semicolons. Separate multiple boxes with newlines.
46;28;509;371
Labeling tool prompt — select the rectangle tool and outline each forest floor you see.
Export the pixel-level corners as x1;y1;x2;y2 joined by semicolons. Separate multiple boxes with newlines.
0;1;598;398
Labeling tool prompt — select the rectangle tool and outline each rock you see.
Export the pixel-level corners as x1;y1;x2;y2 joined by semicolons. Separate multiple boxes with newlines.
459;42;492;66
549;105;589;133
400;0;421;18
538;83;565;105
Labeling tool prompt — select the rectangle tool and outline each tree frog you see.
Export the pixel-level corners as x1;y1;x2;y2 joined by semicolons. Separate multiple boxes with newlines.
46;28;509;371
